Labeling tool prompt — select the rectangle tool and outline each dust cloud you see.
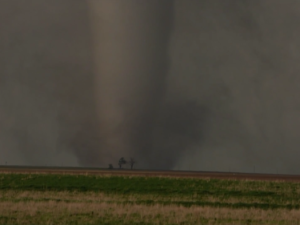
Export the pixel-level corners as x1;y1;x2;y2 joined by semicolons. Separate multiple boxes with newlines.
1;0;300;174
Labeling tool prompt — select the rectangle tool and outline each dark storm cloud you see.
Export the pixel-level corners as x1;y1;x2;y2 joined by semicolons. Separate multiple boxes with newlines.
170;0;300;173
1;0;300;173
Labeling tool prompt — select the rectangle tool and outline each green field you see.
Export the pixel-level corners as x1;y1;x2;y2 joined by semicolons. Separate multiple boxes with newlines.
0;173;300;224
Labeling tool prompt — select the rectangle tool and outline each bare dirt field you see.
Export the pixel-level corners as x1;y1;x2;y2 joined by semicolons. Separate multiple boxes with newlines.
1;166;300;181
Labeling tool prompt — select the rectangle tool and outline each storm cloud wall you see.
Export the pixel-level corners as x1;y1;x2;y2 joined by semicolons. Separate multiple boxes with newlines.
0;0;94;166
1;1;300;173
169;1;300;173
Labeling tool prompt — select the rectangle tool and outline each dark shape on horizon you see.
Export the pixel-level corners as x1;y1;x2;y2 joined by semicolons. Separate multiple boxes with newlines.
118;157;127;169
129;158;136;170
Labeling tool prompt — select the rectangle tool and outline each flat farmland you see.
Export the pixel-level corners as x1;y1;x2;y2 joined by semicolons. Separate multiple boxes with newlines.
0;167;300;225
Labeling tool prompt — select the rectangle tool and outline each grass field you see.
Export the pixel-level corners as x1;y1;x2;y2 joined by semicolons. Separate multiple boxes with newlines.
0;173;300;224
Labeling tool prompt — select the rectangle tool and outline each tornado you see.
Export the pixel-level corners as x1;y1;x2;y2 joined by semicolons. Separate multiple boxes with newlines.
87;0;174;168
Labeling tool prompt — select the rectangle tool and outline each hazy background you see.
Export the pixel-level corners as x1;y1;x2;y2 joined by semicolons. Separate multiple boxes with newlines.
1;0;300;174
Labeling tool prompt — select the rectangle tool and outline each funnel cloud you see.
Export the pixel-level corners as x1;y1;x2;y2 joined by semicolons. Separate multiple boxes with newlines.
88;0;174;168
1;0;300;174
